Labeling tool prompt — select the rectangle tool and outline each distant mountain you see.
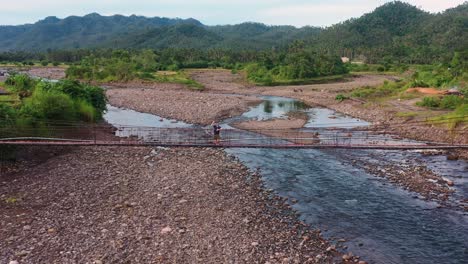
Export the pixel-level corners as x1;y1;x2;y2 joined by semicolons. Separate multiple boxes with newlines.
0;1;466;62
312;1;468;63
0;13;203;51
0;14;321;51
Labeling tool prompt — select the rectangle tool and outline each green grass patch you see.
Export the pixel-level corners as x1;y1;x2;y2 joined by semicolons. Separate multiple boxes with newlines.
151;71;204;91
428;104;468;130
350;80;407;100
265;74;351;86
335;94;349;102
416;95;467;110
396;111;418;118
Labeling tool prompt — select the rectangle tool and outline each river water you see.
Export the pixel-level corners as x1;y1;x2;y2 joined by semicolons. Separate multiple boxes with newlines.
104;96;468;264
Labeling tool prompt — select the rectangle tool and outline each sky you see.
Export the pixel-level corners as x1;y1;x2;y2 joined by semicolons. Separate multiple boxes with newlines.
0;0;465;27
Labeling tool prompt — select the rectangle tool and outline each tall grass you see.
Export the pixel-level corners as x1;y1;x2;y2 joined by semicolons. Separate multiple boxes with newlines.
429;104;468;130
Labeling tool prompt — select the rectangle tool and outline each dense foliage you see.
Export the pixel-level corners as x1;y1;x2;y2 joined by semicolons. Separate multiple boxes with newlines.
0;14;319;52
313;2;467;64
0;74;107;130
0;1;465;67
245;41;348;85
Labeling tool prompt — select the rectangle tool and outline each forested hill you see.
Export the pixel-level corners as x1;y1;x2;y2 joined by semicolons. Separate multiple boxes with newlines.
0;13;321;51
313;1;468;63
0;1;466;63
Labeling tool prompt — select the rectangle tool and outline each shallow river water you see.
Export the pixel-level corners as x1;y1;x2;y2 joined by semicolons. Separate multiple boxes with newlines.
104;96;468;264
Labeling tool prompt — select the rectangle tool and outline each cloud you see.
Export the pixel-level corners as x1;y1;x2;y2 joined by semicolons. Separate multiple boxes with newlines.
0;0;465;26
258;0;466;27
405;0;466;12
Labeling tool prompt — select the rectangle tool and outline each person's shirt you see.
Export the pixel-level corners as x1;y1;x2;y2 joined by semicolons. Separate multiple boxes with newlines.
213;125;221;135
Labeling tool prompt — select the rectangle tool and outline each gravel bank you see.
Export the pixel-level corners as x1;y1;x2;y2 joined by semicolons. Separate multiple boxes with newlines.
0;67;66;80
190;70;467;146
0;146;340;263
106;85;260;125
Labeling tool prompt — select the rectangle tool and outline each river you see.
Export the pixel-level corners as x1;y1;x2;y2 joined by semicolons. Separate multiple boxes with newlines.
104;95;468;264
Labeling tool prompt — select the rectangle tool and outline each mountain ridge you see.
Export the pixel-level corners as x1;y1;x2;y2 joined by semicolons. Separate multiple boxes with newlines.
0;1;466;64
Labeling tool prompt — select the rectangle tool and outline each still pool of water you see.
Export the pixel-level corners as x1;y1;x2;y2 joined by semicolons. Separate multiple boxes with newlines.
241;96;309;121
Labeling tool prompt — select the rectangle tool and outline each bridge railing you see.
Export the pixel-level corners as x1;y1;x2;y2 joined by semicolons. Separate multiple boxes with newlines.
0;124;442;148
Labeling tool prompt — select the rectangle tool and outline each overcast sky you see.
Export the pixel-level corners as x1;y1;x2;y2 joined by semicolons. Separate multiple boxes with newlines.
0;0;465;27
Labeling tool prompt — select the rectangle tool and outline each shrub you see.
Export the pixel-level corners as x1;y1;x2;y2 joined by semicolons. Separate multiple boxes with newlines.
439;95;465;110
40;61;49;66
21;89;76;121
5;74;38;98
429;104;468;130
0;103;17;128
75;100;96;122
335;94;349;102
416;97;440;108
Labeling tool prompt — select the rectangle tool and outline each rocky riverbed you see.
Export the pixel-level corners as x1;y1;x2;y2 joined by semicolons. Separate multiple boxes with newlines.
190;70;467;148
0;146;349;263
106;83;260;125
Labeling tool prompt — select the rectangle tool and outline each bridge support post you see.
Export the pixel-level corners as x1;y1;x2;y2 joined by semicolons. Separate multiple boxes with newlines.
93;124;96;145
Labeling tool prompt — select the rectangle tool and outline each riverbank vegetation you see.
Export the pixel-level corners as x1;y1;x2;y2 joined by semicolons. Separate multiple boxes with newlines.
0;74;106;137
340;52;468;129
64;50;204;89
62;41;348;86
244;41;348;86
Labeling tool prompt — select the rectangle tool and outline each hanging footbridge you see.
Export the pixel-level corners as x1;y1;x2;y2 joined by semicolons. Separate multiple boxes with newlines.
0;125;466;150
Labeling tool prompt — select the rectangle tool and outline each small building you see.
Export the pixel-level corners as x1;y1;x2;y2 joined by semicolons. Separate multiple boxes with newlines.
341;57;350;63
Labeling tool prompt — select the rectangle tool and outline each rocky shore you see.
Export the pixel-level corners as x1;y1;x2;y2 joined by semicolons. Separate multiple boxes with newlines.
190;70;467;147
0;146;346;263
106;83;260;125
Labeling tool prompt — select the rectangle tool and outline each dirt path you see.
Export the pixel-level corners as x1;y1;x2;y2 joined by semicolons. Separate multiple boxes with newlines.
1;146;343;263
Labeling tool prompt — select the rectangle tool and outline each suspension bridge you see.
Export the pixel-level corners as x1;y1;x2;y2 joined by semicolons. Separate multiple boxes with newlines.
1;125;467;150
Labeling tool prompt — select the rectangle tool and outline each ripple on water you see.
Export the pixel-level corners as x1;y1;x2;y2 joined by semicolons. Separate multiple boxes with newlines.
105;95;468;264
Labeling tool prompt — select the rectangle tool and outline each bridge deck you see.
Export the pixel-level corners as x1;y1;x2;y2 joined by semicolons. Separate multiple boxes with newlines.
1;126;466;149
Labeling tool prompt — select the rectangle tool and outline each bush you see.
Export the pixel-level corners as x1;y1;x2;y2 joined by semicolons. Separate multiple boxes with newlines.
40;61;49;66
417;97;440;108
417;95;466;110
0;103;17;127
75;100;96;122
335;94;349;102
351;81;405;99
4;74;38;98
21;89;76;121
429;104;468;130
440;95;465;110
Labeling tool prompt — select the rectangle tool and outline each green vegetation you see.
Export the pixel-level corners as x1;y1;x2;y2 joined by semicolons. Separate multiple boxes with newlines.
395;112;418;118
152;71;204;90
347;52;467;130
66;50;159;82
429;104;468;130
1;1;465;68
315;2;467;64
245;41;349;85
335;94;349;102
351;81;407;99
416;96;467;110
65;50;204;89
4;197;19;204
0;74;106;137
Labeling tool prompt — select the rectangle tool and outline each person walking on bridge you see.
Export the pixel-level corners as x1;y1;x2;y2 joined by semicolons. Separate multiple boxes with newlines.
211;121;222;145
